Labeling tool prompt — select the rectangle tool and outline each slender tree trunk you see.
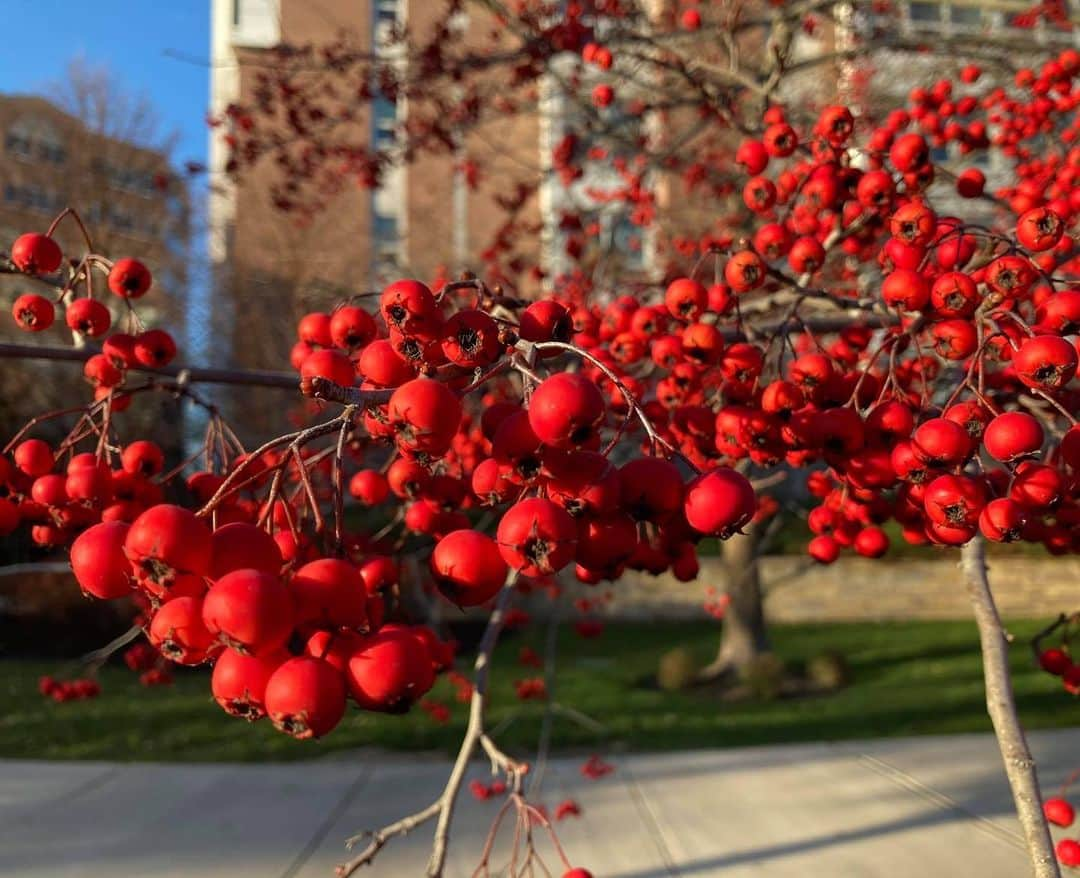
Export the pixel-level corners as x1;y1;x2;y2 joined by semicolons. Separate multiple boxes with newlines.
962;536;1060;878
698;527;770;682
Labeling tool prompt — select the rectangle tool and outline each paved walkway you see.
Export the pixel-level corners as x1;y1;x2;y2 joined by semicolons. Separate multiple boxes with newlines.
3;729;1078;878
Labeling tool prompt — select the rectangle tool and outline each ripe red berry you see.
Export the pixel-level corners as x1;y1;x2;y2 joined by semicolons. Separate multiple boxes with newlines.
911;417;972;467
11;293;55;331
1040;648;1072;676
1044;797;1076;828
563;870;594;878
808;534;840;564
301;349;356;387
387;378;462;456
11;232;62;274
125;504;212;594
65;298;111;337
203;568;294;655
431;529;508;607
664;277;708;322
882;269;930;311
683;469;756;538
380;279;443;340
528;372;606;449
1013;335;1078;390
348;469;390;505
1056;839;1080;868
265;656;347;738
107;258;152;298
329;305;377;350
724;250;766;293
496;497;577;576
149;596;218;665
209;522;283;579
979;498;1026;543
70;521;133;599
211;647;289;720
290;557;367;630
134;329;177;368
854;526;890;558
1016;207;1064;252
14;438;54;477
346;628;434;712
441;309;502;368
983;412;1043;462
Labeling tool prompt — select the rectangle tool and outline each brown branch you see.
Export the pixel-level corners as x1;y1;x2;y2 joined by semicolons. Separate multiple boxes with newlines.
0;342;298;389
961;536;1060;878
336;575;518;878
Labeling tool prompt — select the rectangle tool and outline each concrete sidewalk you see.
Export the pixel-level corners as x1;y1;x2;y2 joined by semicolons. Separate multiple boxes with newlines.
2;729;1078;878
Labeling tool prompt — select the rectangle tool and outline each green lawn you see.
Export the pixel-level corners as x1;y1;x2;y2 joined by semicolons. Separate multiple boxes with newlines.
0;620;1073;762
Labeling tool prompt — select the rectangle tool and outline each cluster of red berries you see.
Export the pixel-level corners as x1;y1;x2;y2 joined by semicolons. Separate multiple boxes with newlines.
37;675;101;702
60;502;456;738
1045;794;1080;868
1040;647;1080;696
9;232;176;390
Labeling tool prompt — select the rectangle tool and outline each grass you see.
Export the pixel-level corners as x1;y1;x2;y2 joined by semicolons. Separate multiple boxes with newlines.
0;619;1073;762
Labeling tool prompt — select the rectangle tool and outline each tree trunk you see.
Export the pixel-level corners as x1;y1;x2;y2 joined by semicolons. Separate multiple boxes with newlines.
962;537;1060;878
698;527;770;682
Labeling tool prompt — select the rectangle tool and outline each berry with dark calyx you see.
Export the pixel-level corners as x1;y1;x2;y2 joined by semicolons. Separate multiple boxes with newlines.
496;498;577;577
149;596;218;665
107;258;152;298
380;278;443;340
211;647;289;721
12;294;55;331
65;299;111;338
329;305;377;350
265;656;347;739
134;329;177;368
1013;335;1078;391
124;504;212;595
388;378;463;456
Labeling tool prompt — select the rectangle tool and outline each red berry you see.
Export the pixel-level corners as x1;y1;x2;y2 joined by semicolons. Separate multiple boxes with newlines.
11;233;62;274
329;305;377;350
983;412;1043;462
387;378;462;456
65;298;111;337
203;568;294;655
265;656;347;738
300;349;356;387
496;498;577;576
528;372;606;449
14;438;54;477
149;596;218;665
70;521;133;599
209;522;283;579
684;469;756;538
290;558;367;630
431;529;508;607
11;294;55;331
346;628;434;712
1045;797;1076;828
1040;647;1072;676
107;258;152;298
211;647;288;720
1057;839;1080;868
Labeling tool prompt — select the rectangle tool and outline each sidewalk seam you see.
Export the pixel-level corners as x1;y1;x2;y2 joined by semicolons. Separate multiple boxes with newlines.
621;762;681;876
857;753;1026;853
278;764;373;878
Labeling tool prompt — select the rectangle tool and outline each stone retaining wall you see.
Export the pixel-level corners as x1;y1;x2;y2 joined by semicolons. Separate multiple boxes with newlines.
576;556;1080;622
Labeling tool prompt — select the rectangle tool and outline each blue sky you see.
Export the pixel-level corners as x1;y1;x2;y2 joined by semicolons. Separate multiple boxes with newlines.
0;1;210;170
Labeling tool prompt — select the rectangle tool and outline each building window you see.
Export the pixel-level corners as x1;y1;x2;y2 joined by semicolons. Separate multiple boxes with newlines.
5;116;65;165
